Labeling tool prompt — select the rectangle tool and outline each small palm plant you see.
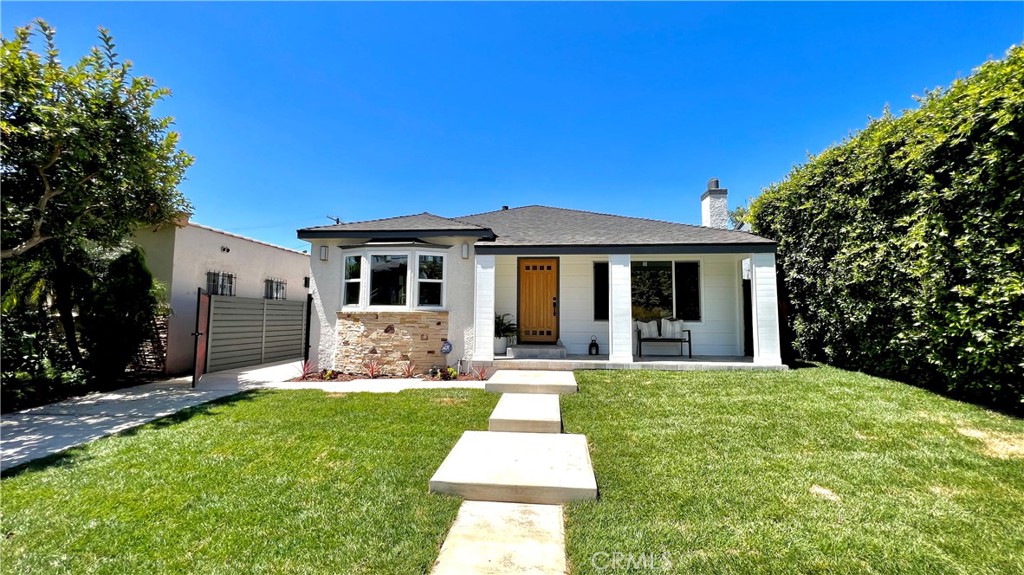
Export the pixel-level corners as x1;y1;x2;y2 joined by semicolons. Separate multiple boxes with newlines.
494;313;518;355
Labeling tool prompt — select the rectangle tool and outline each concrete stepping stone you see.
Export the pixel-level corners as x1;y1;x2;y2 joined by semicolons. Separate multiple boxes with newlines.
485;370;578;395
431;500;566;575
489;393;562;433
429;430;597;504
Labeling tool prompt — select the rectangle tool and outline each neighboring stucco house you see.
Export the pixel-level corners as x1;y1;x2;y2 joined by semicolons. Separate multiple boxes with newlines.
299;180;783;374
134;221;311;374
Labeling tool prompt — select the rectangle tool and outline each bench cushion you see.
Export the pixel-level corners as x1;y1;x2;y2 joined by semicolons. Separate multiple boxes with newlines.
636;320;659;339
661;318;687;339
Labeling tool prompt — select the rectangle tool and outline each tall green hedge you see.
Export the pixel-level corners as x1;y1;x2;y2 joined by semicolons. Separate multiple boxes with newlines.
750;45;1023;411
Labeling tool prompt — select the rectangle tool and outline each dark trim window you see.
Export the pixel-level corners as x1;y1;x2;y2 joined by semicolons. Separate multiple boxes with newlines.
206;271;236;296
630;261;701;321
264;278;286;300
674;262;701;321
593;262;609;320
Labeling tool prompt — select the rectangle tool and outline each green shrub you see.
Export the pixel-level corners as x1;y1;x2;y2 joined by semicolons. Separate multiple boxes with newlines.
750;45;1023;411
79;247;161;380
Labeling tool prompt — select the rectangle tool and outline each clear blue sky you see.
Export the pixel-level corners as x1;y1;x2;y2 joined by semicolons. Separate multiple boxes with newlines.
3;2;1022;251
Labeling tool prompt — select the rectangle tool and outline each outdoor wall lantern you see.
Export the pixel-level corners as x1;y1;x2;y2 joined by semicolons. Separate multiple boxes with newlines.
461;243;470;259
319;245;329;261
589;336;600;356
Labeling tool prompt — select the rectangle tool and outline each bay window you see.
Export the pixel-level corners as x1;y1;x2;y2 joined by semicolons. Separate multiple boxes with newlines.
341;250;446;309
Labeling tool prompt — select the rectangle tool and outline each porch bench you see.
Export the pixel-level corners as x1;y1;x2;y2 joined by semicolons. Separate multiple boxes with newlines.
635;319;692;359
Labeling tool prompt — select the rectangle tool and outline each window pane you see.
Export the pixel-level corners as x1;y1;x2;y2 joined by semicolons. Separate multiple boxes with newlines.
674;262;701;321
370;255;407;305
344;281;360;305
345;256;361;280
593;262;609;321
418;282;442;306
418;255;444;280
631;261;672;321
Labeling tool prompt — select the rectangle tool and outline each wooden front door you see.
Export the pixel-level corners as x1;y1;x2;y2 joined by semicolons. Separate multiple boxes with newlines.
518;258;559;344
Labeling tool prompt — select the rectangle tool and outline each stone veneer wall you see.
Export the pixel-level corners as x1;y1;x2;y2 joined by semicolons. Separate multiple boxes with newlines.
335;311;450;375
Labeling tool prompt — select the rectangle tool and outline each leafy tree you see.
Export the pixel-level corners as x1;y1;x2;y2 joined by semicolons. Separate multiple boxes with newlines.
728;205;749;230
1;20;191;387
1;19;193;260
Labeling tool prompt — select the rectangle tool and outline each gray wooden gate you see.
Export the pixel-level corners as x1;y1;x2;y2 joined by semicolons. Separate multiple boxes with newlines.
206;296;307;372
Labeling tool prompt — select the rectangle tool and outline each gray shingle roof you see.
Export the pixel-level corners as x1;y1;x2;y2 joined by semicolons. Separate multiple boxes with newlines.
300;212;486;233
297;205;774;251
456;206;774;247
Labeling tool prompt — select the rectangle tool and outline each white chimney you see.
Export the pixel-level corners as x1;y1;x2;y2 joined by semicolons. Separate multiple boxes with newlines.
701;178;728;229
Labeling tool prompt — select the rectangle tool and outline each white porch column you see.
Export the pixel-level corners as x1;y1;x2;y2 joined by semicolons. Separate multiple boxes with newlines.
750;252;783;365
472;254;496;361
608;254;633;363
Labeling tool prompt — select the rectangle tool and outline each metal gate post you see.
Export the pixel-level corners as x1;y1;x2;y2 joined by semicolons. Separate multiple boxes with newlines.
261;299;268;364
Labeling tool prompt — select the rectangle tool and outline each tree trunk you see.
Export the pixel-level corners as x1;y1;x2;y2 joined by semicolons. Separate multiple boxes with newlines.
51;256;84;367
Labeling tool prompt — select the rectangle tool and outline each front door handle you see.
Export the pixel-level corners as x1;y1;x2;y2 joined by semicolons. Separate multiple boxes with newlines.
552;296;558;317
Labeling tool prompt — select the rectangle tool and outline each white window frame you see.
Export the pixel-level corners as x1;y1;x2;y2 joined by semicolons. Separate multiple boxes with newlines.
340;248;448;311
630;257;705;325
414;252;447;309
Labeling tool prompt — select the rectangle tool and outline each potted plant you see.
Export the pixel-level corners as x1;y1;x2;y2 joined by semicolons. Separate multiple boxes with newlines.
494;313;518;355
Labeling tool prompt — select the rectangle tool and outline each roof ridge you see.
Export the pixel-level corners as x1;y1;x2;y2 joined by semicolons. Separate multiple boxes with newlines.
301;211;487;231
459;204;755;235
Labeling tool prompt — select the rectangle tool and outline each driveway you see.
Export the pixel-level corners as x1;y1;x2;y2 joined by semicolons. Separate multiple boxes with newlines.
1;361;485;473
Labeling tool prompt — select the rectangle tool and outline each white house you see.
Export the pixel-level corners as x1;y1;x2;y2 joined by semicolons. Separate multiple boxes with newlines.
134;221;311;374
299;180;783;374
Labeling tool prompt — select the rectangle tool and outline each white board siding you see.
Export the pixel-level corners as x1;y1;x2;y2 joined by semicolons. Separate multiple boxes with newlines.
750;252;782;365
492;253;746;358
472;254;496;361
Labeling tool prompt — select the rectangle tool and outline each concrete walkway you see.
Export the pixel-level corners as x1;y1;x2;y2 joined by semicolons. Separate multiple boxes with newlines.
429;370;597;574
1;360;484;473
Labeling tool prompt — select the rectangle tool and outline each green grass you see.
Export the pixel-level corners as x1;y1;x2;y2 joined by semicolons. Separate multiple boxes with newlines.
562;366;1024;574
1;388;497;574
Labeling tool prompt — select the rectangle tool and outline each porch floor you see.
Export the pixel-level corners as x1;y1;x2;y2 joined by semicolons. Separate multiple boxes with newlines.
476;354;786;372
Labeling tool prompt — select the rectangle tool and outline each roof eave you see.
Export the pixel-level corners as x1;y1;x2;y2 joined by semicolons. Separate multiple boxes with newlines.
473;242;776;255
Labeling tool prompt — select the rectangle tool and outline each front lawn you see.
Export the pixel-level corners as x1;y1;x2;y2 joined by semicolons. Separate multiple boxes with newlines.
1;388;497;574
563;367;1024;574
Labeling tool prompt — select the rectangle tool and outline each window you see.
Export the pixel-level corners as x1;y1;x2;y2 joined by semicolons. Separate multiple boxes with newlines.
342;251;447;309
417;254;445;307
593;262;609;320
264;278;286;300
631;261;701;321
673;262;701;321
344;255;361;306
369;254;408;306
206;271;235;296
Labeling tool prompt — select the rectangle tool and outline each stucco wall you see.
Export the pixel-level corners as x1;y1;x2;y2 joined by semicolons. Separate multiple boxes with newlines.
306;237;476;370
493;253;746;357
137;223;310;374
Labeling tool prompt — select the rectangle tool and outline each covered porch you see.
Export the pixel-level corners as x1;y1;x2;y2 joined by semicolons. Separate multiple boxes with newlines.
470;249;783;368
473;354;785;372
